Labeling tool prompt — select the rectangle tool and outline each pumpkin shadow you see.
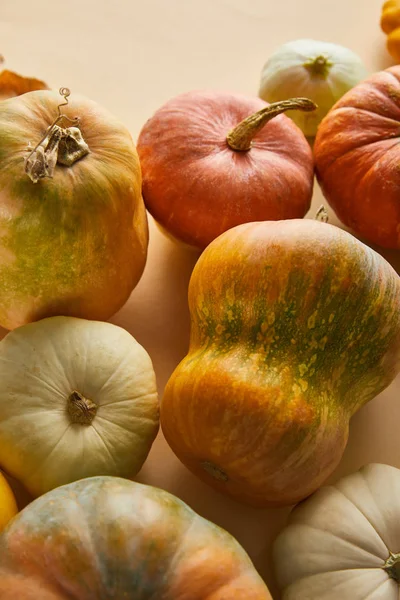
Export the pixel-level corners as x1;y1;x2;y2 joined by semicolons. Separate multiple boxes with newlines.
326;376;400;484
2;470;33;511
137;429;290;600
111;217;200;391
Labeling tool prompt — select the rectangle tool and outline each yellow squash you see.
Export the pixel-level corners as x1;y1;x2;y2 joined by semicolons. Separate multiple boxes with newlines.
0;472;17;532
381;0;400;62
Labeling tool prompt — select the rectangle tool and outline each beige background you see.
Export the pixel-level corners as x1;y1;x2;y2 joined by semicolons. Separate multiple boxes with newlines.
0;0;398;597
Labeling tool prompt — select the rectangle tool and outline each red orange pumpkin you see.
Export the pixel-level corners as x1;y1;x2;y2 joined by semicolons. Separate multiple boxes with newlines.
314;65;400;249
137;91;316;249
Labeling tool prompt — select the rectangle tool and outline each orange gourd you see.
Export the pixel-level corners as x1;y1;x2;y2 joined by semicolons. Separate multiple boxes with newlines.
161;219;400;507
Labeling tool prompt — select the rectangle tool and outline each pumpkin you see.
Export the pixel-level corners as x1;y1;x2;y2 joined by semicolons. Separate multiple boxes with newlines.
160;219;400;507
0;60;48;100
314;65;400;249
0;87;148;330
0;316;159;497
381;1;400;63
0;471;17;532
259;38;367;137
273;463;400;599
0;475;272;599
137;91;316;249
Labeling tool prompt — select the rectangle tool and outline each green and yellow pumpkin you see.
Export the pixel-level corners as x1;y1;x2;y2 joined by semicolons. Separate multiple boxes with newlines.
161;219;400;507
0;476;272;599
0;89;148;330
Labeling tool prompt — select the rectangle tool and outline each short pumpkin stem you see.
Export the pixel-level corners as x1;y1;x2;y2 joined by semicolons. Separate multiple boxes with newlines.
304;55;332;78
25;87;89;183
226;97;317;152
384;552;400;583
315;205;329;222
67;390;97;425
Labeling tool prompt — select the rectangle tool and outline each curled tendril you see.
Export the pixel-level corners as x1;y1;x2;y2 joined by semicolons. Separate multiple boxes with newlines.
57;87;70;115
25;86;79;166
59;87;70;98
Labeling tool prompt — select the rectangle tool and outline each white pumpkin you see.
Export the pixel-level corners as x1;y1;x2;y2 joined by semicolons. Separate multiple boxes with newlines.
273;463;400;599
0;316;159;497
259;39;368;137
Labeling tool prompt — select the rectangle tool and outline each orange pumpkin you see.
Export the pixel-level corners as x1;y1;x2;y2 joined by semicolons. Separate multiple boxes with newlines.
161;219;400;507
137;92;316;249
0;476;272;599
314;65;400;249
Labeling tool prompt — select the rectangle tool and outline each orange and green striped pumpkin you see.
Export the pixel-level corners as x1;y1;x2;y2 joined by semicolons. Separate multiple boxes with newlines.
0;476;272;599
0;89;148;330
161;219;400;507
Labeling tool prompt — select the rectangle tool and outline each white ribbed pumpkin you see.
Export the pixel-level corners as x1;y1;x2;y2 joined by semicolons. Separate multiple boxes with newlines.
274;463;400;599
259;39;368;137
0;316;159;497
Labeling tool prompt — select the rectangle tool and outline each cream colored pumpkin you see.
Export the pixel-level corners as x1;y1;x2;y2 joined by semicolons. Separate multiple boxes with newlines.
273;463;400;599
259;39;368;137
0;316;159;498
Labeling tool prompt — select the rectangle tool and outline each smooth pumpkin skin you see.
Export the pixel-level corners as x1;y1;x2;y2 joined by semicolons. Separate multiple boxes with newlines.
274;463;400;599
161;220;400;507
0;476;272;599
381;1;400;62
0;471;17;532
0;316;159;497
314;66;400;249
0;90;148;330
137;90;314;249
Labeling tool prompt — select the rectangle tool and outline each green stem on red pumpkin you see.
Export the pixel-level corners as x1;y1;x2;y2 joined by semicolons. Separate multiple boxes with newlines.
226;97;317;152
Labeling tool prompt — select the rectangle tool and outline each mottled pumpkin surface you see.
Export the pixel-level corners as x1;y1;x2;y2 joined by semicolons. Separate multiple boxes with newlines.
0;476;271;599
137;90;314;249
314;66;400;249
0;90;148;330
161;220;400;507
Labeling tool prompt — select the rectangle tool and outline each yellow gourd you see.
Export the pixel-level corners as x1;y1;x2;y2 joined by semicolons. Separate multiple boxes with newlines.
0;472;17;532
381;0;400;62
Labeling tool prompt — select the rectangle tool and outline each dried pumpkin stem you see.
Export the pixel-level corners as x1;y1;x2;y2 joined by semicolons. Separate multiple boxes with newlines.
383;552;400;583
25;87;89;183
67;390;97;425
226;97;317;152
315;205;329;223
